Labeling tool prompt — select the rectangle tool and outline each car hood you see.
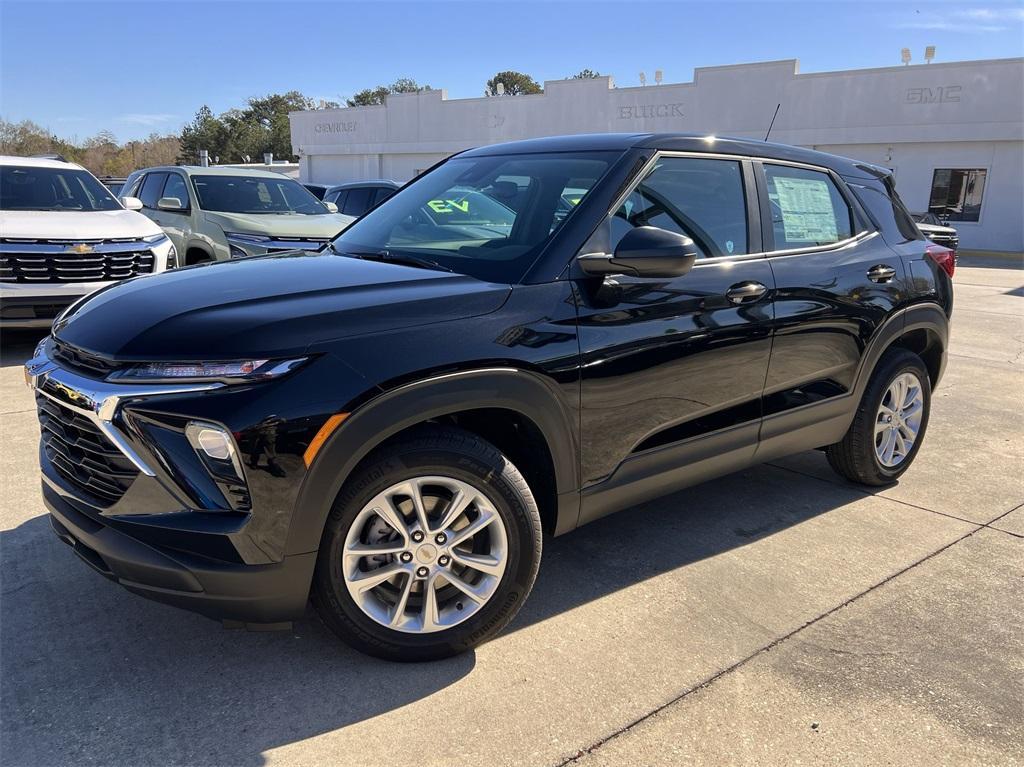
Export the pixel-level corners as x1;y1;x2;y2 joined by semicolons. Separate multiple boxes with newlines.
204;211;354;238
0;209;162;240
53;251;511;360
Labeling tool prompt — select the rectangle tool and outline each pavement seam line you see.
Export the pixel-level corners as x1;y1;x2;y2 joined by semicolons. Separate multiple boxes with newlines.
764;460;1000;529
554;507;1018;767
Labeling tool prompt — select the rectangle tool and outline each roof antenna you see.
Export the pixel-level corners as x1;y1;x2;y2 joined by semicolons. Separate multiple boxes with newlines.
764;103;781;142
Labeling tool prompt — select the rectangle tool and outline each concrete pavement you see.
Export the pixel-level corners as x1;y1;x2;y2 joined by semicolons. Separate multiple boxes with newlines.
1;261;1021;766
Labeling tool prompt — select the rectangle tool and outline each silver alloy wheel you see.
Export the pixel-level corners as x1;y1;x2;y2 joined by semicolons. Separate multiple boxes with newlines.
342;476;509;634
875;371;925;468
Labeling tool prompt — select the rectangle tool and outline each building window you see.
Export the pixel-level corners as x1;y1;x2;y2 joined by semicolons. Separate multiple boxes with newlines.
928;168;986;222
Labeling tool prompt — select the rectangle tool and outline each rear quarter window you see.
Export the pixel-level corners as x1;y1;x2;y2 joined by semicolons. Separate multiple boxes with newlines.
846;177;923;244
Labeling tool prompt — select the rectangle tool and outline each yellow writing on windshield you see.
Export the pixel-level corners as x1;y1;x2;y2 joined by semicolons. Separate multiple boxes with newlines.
427;198;471;214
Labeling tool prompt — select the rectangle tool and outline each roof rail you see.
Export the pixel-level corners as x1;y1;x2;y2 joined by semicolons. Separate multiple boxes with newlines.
30;153;69;162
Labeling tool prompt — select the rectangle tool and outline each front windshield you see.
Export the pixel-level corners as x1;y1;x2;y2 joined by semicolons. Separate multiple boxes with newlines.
0;165;122;212
192;174;328;215
330;151;616;283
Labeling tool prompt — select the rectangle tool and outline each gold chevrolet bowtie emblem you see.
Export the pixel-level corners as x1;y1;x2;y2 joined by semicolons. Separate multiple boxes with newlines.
53;382;87;405
66;243;95;255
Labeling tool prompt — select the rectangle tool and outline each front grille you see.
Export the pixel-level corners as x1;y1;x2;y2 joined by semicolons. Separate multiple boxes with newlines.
929;233;959;250
36;392;138;505
0;239;155;283
51;340;121;379
0;300;72;321
264;237;330;254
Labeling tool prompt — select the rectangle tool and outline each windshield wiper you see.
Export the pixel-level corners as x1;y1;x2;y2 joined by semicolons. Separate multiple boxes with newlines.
332;246;453;273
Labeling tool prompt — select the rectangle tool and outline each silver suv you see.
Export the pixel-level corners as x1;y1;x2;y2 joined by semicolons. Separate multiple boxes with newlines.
122;166;354;265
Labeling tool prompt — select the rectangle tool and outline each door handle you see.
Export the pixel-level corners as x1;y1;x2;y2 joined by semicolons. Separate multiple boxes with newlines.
867;264;897;283
726;281;768;304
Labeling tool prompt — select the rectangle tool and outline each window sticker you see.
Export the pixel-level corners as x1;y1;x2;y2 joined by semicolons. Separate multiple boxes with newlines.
427;198;471;214
771;176;838;243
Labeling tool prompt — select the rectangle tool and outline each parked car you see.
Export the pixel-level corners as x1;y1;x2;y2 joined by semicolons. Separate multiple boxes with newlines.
1;155;176;328
323;180;400;217
303;183;328;200
98;176;128;197
911;212;959;253
26;134;954;661
121;166;354;265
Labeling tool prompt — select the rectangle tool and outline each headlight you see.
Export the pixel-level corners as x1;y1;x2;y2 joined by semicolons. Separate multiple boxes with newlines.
225;233;270;260
166;244;178;269
143;233;170;245
107;357;307;383
225;233;271;244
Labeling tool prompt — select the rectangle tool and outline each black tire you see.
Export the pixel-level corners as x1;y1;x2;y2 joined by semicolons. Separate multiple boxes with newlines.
311;426;542;661
826;348;931;485
186;250;213;266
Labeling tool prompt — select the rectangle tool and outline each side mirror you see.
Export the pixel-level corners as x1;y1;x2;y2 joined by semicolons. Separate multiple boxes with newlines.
324;201;339;213
120;196;143;211
578;226;698;278
157;196;186;212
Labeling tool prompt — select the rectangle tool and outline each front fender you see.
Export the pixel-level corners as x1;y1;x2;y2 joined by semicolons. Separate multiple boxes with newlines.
285;367;580;555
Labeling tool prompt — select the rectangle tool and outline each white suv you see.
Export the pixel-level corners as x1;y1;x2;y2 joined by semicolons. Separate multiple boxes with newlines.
1;156;176;328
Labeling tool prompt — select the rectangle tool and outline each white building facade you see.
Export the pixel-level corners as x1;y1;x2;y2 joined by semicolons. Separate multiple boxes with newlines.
290;57;1024;252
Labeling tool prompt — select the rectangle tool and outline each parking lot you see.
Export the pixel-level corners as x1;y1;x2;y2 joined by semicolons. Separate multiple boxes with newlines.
1;258;1021;766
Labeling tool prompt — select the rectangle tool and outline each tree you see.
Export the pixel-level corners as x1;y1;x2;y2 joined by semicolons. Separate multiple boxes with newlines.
0;118;79;161
485;71;542;96
346;78;430;107
178;105;226;165
178;92;313;165
0;118;179;176
570;69;601;79
347;86;390;107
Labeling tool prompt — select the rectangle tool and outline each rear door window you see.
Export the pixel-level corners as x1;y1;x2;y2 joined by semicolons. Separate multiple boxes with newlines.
373;186;396;206
763;165;852;249
342;187;372;216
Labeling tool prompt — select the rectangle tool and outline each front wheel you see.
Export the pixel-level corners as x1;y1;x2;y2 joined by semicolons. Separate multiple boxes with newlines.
826;348;932;485
312;427;542;661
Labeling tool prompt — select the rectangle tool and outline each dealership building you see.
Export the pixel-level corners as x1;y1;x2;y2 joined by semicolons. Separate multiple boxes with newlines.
290;57;1023;252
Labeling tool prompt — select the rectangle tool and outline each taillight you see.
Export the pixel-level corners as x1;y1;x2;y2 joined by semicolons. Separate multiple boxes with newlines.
926;244;955;278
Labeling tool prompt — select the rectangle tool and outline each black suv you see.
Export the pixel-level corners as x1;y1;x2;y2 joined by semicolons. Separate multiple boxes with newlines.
26;134;954;661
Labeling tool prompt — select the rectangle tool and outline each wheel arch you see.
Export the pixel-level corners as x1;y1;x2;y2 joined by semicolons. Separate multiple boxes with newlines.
286;367;581;557
855;303;949;399
185;242;214;265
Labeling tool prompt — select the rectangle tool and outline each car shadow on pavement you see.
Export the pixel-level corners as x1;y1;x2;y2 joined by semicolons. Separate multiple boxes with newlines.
0;459;868;766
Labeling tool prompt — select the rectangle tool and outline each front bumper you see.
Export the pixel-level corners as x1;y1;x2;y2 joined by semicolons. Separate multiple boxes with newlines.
0;294;77;328
26;340;355;623
44;477;315;622
1;238;175;327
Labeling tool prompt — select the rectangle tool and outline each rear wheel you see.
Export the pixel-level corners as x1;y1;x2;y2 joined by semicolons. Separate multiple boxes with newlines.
826;348;931;485
312;427;542;661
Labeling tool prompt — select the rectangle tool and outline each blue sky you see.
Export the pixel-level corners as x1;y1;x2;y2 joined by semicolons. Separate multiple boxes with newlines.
2;0;1022;142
